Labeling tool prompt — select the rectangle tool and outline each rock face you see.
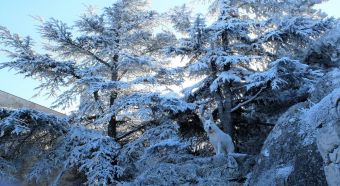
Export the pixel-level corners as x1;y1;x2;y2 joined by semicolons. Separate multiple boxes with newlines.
310;70;340;184
310;69;340;103
313;89;340;186
248;85;340;185
248;103;327;185
305;25;340;68
317;120;340;186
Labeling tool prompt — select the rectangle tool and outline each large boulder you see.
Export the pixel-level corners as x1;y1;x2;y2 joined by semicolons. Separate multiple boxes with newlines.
310;68;340;103
305;25;340;68
248;87;340;186
317;120;340;186
313;89;340;186
306;70;340;186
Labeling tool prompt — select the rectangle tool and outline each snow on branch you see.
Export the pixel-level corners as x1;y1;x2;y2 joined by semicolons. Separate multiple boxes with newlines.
119;54;159;72
0;108;68;137
259;17;335;44
38;18;111;67
62;127;122;186
0;108;124;186
0;26;81;95
99;92;196;124
76;13;105;34
246;57;310;90
118;119;181;164
231;86;266;112
210;71;242;92
168;4;192;34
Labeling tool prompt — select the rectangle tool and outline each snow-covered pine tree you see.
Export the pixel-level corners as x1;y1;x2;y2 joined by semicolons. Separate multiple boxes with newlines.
0;0;176;139
0;108;124;185
169;0;335;137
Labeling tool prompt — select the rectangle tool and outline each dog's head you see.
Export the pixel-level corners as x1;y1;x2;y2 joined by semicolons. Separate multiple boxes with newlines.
201;110;216;134
204;120;216;134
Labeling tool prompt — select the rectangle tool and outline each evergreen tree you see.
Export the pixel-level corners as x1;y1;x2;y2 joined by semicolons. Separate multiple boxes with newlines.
169;0;335;137
0;0;176;139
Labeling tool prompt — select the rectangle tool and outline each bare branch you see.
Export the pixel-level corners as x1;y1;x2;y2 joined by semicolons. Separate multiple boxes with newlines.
231;86;265;112
63;39;111;68
116;121;156;141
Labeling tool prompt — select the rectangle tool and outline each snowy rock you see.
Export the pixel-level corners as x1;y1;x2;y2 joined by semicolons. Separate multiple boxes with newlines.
310;69;340;103
316;121;339;165
248;102;327;185
305;25;340;68
249;88;340;185
299;89;340;146
317;122;340;186
324;165;340;186
261;148;270;157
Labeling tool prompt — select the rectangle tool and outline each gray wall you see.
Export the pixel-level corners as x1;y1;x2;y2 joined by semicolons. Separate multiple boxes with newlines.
0;90;65;117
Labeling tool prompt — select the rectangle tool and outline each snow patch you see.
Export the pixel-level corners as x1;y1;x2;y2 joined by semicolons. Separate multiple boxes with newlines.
262;149;270;157
276;165;294;177
300;88;340;146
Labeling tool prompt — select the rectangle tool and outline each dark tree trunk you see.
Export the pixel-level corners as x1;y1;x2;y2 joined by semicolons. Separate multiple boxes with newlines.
108;55;119;139
216;84;233;136
211;30;234;136
93;91;105;115
219;31;234;136
108;116;117;138
108;89;118;138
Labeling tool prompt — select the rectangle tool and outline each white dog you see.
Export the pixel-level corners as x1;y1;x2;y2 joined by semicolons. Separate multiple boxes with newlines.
200;111;235;155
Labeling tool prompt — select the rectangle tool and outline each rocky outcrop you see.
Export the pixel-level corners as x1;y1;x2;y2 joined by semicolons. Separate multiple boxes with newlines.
248;84;339;185
305;25;340;68
247;102;327;185
313;88;340;186
317;120;340;186
310;69;340;103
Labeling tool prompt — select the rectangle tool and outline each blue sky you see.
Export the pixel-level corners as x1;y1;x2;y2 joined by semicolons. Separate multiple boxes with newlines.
0;0;339;112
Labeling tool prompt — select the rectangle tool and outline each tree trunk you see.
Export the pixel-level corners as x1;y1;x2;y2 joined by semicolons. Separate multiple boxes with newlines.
108;55;119;139
220;31;233;136
108;116;117;138
93;91;104;113
210;56;233;136
216;84;233;136
108;88;118;138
